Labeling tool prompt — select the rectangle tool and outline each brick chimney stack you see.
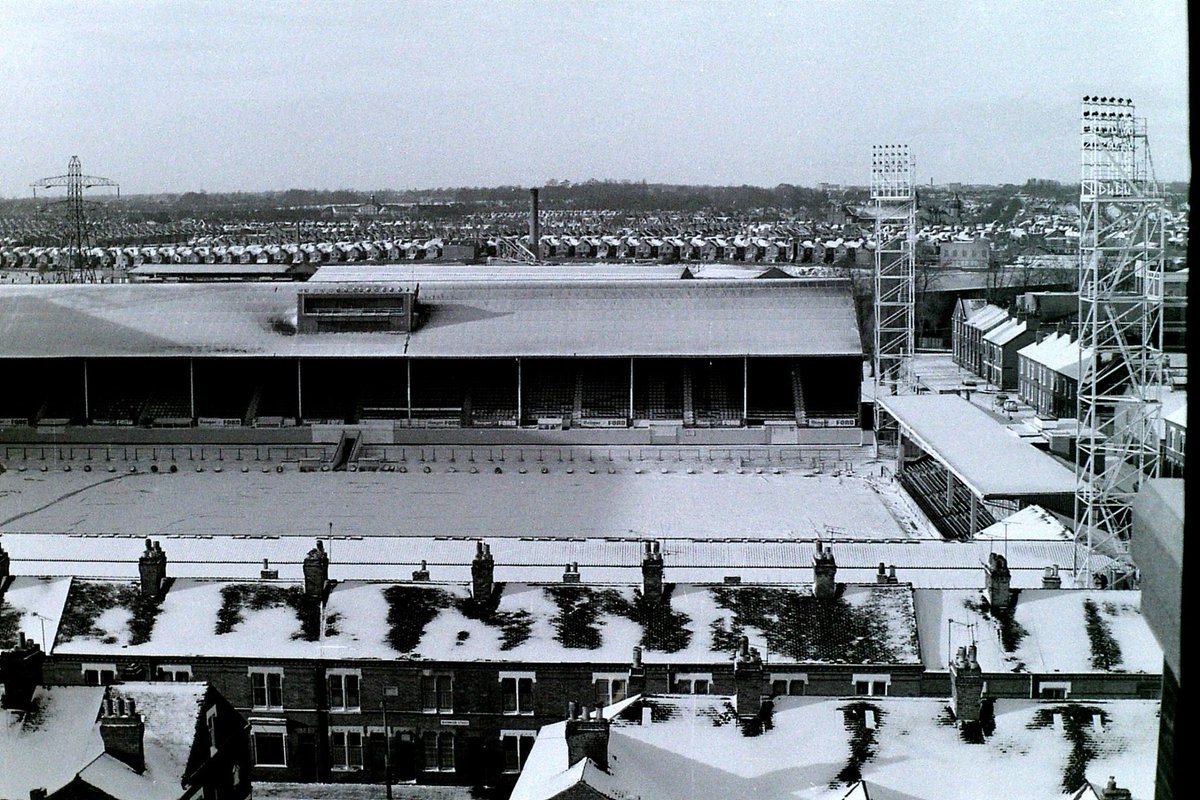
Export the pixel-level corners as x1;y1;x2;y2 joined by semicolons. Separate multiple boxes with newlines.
303;540;330;598
984;552;1012;610
565;704;610;770
137;539;167;597
471;541;494;601
0;538;10;581
412;560;430;581
949;644;984;725
1100;777;1132;800
641;541;664;605
563;562;581;583
733;636;764;720
628;646;645;696
813;540;838;599
99;694;145;774
0;632;45;711
1041;565;1062;589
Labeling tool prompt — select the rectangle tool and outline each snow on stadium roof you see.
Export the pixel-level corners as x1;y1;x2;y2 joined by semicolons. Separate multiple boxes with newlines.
309;263;690;282
0;279;862;359
128;262;295;276
877;394;1077;499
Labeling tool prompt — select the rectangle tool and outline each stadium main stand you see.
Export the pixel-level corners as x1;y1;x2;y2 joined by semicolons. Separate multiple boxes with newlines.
0;279;864;442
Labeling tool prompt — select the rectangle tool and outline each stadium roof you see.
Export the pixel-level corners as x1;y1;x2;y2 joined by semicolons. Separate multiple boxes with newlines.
310;263;690;282
128;262;295;277
0;279;862;359
877;394;1077;499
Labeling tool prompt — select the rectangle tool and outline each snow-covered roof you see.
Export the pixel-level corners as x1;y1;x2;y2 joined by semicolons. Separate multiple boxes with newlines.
309;263;688;282
0;575;71;649
974;505;1071;542
1164;403;1187;428
983;318;1028;346
0;279;863;358
963;305;1009;331
877;394;1078;499
52;577;922;666
0;686;106;799
0;468;915;542
913;588;1162;673
77;682;210;800
511;695;1158;800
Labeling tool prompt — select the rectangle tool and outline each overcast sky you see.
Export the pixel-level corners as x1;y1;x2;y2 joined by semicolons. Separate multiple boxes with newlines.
0;0;1189;195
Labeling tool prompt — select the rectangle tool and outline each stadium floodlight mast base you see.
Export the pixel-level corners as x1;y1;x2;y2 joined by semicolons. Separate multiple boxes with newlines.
30;156;120;284
1073;96;1165;589
870;144;917;456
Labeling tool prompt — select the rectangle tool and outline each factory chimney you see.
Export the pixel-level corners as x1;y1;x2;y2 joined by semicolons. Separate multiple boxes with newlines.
529;188;541;261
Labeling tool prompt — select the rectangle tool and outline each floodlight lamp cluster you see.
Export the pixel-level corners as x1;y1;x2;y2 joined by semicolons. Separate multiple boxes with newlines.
1082;96;1136;120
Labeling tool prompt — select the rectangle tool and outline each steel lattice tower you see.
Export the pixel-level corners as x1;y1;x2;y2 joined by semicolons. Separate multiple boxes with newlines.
871;144;917;446
1075;96;1165;586
31;156;119;283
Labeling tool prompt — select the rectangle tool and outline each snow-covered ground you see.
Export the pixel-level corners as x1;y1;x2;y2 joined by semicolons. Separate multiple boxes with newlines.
0;464;929;540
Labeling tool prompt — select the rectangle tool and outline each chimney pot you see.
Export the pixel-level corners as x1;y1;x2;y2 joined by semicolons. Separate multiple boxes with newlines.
303;539;330;597
985;552;1012;609
813;541;838;599
471;540;495;601
642;541;664;604
99;692;146;774
565;707;611;770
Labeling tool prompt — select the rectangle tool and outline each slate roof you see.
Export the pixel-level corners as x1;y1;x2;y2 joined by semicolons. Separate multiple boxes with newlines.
511;695;1158;800
50;576;922;666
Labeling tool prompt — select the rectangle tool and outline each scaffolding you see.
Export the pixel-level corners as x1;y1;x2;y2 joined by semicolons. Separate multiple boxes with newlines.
30;156;120;283
1075;96;1165;587
871;144;917;448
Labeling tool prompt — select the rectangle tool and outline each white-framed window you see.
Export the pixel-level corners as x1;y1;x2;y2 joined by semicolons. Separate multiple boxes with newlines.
592;673;628;706
82;663;117;686
421;672;453;713
1039;681;1072;700
852;673;891;696
250;722;288;768
330;726;365;771
327;669;361;712
770;673;809;696
672;672;713;695
206;707;219;755
249;667;284;710
500;671;535;715
500;730;537;773
158;664;193;682
422;731;455;772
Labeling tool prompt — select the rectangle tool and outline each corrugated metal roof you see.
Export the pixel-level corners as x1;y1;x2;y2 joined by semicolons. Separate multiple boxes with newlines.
0;280;863;358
